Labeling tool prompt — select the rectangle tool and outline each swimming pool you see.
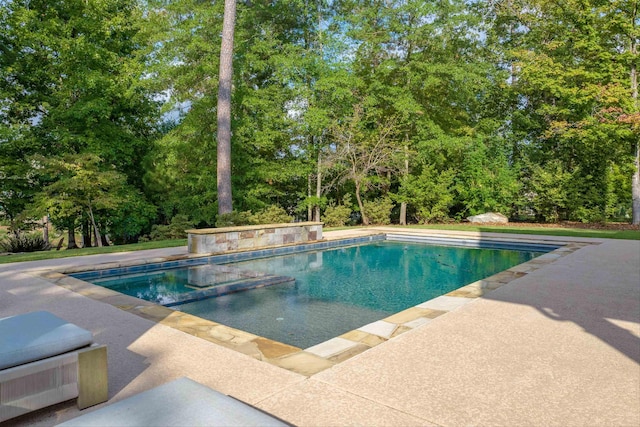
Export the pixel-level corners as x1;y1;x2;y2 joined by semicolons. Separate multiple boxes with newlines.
76;236;556;348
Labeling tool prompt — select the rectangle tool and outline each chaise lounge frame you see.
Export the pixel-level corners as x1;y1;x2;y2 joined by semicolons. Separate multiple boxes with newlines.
0;312;108;423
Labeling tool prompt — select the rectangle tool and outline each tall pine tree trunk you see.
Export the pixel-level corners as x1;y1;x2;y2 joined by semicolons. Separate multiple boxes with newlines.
216;0;237;216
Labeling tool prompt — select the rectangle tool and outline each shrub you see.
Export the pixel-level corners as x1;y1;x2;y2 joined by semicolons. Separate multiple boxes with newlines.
455;141;521;217
0;232;51;253
147;215;194;241
250;205;292;224
215;211;254;227
527;160;573;222
363;197;394;225
322;204;352;227
399;166;456;223
322;195;352;227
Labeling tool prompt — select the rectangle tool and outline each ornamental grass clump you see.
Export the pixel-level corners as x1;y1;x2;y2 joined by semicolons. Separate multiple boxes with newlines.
0;232;51;253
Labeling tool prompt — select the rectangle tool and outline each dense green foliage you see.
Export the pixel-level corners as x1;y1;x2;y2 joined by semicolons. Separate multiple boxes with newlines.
1;0;638;250
0;0;158;246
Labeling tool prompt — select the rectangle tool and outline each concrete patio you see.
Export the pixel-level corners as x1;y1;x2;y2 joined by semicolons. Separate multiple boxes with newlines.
1;228;638;426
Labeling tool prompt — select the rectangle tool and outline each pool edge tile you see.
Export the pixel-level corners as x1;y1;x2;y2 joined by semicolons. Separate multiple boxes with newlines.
306;337;360;358
357;321;398;339
416;295;474;311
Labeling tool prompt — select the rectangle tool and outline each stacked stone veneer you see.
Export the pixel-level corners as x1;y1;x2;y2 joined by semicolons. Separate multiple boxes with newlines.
187;222;323;254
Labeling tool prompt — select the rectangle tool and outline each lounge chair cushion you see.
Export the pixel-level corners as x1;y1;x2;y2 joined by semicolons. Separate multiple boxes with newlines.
57;377;289;427
0;311;93;370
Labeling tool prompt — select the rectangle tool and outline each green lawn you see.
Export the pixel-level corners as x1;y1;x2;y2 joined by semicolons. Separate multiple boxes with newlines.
0;224;637;265
390;224;640;240
0;239;187;264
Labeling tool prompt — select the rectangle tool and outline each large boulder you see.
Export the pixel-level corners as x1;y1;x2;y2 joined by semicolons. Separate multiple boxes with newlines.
467;212;509;224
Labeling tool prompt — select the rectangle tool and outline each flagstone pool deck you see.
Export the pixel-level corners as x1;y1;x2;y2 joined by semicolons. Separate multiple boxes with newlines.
1;228;638;426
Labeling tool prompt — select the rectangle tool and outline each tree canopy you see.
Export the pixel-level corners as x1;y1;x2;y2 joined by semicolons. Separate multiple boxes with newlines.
1;0;638;248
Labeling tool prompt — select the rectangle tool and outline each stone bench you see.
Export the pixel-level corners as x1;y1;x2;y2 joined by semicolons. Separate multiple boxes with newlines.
187;222;323;254
0;311;108;422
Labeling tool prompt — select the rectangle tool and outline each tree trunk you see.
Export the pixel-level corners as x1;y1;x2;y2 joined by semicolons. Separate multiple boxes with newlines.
216;0;237;216
355;182;368;225
42;215;49;243
633;140;640;224
88;204;103;247
82;219;91;248
315;149;321;222
400;203;407;225
307;173;313;221
67;219;78;249
399;144;409;225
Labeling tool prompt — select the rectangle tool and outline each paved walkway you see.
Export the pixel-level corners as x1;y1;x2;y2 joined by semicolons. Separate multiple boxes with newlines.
1;229;638;426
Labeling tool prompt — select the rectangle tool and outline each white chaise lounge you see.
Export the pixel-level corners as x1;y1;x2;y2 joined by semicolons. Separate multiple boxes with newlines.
0;311;108;422
57;377;290;427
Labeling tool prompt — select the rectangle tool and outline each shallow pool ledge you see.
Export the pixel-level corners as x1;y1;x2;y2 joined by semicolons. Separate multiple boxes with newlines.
186;222;324;254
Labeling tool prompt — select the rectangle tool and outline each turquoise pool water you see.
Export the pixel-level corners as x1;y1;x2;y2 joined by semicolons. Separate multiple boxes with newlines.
93;270;194;305
91;240;545;348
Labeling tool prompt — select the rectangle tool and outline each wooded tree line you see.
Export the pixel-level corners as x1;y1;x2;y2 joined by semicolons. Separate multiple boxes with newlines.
1;0;638;247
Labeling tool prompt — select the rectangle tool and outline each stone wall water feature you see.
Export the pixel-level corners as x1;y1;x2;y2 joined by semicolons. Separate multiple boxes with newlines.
186;222;323;254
